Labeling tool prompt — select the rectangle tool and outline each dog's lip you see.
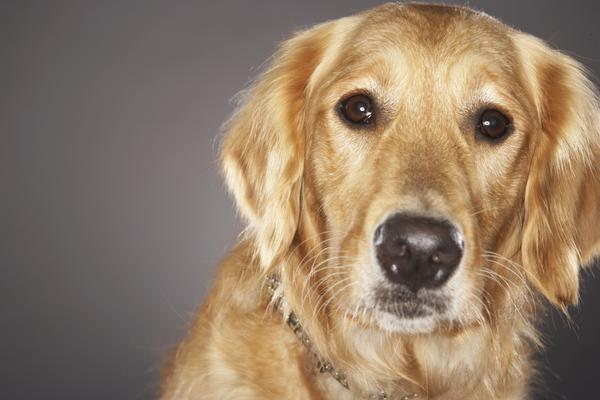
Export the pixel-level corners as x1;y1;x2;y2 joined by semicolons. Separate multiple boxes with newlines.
373;285;447;318
347;295;445;322
377;299;434;318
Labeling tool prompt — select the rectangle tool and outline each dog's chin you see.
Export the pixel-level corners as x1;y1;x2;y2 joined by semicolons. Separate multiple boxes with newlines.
374;307;441;334
370;285;450;334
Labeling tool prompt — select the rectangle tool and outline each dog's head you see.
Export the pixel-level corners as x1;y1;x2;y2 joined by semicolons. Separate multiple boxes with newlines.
220;4;600;336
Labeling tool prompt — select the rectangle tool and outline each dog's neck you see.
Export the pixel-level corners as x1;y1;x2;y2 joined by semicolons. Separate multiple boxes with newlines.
265;274;419;400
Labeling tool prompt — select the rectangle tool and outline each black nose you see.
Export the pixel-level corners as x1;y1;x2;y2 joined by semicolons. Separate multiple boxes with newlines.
374;214;463;291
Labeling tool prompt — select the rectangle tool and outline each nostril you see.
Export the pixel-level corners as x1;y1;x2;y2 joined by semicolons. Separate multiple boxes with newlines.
396;243;408;257
430;246;461;265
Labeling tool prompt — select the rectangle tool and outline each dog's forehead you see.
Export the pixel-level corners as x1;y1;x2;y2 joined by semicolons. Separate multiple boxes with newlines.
360;3;508;39
315;4;520;103
342;3;515;66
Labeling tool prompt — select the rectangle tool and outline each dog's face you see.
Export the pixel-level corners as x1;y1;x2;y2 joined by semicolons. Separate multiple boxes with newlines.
306;8;535;334
221;4;600;336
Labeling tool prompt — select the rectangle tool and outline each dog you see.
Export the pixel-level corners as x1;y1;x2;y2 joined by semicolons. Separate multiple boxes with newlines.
160;3;600;399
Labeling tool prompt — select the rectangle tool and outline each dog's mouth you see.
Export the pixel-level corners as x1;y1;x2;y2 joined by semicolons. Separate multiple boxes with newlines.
374;285;448;319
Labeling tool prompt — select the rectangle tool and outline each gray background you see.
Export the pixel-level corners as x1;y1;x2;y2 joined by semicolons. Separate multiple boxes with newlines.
1;1;599;399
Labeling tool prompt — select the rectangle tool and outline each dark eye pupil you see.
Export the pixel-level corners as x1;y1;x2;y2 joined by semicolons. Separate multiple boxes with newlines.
478;109;510;139
340;94;374;125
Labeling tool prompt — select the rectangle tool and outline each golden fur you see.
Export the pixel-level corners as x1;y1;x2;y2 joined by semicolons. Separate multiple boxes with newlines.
161;4;600;399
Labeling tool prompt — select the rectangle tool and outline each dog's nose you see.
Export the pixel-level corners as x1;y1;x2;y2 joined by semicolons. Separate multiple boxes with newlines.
374;214;463;291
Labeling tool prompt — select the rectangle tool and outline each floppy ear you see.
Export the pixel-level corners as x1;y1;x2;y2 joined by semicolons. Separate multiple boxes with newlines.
518;35;600;309
220;22;336;270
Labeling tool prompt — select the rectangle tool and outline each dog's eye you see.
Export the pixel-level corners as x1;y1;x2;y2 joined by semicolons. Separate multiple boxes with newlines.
477;109;511;140
339;94;374;126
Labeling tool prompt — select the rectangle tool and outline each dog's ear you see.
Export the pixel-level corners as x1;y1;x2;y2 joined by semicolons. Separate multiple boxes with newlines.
220;22;336;270
518;35;600;309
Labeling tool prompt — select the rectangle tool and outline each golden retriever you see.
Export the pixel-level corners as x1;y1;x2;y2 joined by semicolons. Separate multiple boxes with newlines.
161;3;600;399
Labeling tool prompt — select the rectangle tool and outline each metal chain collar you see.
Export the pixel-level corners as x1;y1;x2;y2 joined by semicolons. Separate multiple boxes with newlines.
265;274;418;400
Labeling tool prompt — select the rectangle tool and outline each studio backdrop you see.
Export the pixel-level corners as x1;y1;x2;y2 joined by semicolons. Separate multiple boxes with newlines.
1;1;599;399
